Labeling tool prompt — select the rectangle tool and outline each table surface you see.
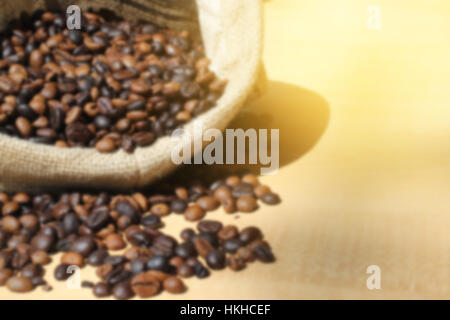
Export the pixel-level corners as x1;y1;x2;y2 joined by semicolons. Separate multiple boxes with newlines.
3;0;450;299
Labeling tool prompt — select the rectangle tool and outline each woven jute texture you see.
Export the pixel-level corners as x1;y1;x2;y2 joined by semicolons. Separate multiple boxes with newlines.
0;0;264;192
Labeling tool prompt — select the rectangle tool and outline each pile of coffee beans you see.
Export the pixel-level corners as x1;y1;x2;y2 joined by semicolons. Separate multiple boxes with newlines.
0;173;279;299
0;10;226;153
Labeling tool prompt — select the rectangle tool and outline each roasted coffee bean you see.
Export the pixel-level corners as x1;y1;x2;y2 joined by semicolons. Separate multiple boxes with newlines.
146;256;170;272
175;242;196;259
197;220;223;234
70;236;97;257
206;250;226;270
130;272;160;298
196;232;219;248
239;227;263;245
6;276;34;292
150;203;170;217
196;196;219;211
104;255;127;266
130;258;147;275
227;255;246;271
54;264;71;281
180;228;196;242
163;276;185;294
106;267;132;286
61;252;84;267
170;199;187;213
96;137;116;152
232;183;255;198
21;263;43;278
236;196;258;212
31;234;54;252
253;245;275;263
193;237;213;258
260;193;281;205
213;186;232;202
87;249;108;266
184;205;205;222
0;268;12;285
177;264;193;278
141;214;162;228
112;281;135;300
223;238;243;253
104;233;126;250
86;206;110;231
194;262;210;279
254;185;271;198
93;282;111;297
218;225;239;241
30;250;51;265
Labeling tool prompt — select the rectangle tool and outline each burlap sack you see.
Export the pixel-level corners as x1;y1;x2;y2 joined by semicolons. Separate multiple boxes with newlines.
0;0;265;191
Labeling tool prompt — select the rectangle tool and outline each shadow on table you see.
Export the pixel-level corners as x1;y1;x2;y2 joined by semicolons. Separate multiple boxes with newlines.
171;80;330;183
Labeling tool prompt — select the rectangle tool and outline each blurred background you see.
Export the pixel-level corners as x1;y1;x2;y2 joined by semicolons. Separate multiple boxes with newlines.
4;0;450;299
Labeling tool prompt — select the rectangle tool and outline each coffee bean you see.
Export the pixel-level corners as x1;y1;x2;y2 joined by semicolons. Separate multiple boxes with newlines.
61;252;84;267
130;258;147;275
104;233;126;250
70;236;97;257
31;234;54;252
254;185;271;198
30;250;51;265
236;196;258;212
86;206;110;231
163;276;185;294
146;256;170;272
227;255;246;271
132;132;155;147
239;227;263;245
177;264;193;278
15;117;32;137
206;250;226;270
253;245;275;263
140;214;162;228
93;282;111;297
96;137;116;152
180;228;196;242
2;216;20;233
54;264;71;281
261;193;281;205
223;238;243;253
21;263;43;278
196;196;219;211
218;225;239;241
193;237;213;258
150;203;170;217
87;249;108;266
232;183;255;198
197;220;223;234
184;205;205;222
175;242;196;259
194;262;210;279
213;186;232;202
6;276;33;292
2;201;19;215
0;269;13;285
113;281;135;300
130;272;160;298
170;199;187;213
